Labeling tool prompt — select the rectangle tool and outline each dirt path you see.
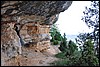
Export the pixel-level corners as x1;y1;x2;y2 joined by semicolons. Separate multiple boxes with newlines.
20;45;61;66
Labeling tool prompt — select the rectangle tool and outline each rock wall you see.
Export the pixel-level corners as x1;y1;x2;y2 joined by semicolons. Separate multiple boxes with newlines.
1;22;21;56
1;1;72;66
19;22;51;52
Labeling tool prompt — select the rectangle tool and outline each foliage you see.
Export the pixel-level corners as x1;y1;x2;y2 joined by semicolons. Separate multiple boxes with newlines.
75;1;99;65
59;33;67;52
55;52;66;59
64;40;80;66
52;1;99;66
66;40;78;56
81;1;99;58
54;31;62;41
56;34;80;66
53;40;59;45
51;59;68;66
53;47;80;66
82;1;99;28
50;24;63;45
76;33;99;66
54;36;99;66
54;33;99;66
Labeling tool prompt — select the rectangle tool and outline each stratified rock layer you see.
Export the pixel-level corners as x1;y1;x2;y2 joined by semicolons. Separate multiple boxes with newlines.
1;1;72;66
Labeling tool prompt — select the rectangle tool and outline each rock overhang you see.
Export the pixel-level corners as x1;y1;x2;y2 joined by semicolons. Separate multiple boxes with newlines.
1;1;73;66
1;1;72;24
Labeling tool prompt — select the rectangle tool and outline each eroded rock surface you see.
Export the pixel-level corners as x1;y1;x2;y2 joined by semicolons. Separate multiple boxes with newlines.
1;1;72;66
1;1;72;17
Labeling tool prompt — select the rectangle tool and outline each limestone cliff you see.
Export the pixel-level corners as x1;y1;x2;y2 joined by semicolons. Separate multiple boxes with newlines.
1;1;72;66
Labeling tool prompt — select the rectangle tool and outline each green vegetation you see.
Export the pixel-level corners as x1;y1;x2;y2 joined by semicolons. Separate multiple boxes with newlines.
51;36;80;66
76;33;99;66
50;24;63;45
59;33;67;52
51;58;68;66
53;40;58;45
50;1;99;66
82;1;99;60
51;32;99;66
55;52;66;59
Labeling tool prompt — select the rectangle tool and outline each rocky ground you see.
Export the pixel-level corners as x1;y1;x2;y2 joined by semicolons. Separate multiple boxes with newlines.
2;45;61;66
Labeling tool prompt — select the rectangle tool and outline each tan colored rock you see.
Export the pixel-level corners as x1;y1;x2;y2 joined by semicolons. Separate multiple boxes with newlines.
36;41;51;52
1;14;55;66
19;22;51;46
1;22;22;66
1;1;72;66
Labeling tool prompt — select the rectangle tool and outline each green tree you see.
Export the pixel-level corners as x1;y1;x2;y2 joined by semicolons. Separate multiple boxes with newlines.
50;24;63;45
66;40;78;56
82;1;99;58
55;39;80;66
75;1;99;65
59;33;67;52
65;40;80;66
76;33;99;66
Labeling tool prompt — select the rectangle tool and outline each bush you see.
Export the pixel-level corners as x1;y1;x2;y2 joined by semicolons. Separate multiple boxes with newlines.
51;59;68;66
59;33;67;52
55;52;66;59
53;40;59;45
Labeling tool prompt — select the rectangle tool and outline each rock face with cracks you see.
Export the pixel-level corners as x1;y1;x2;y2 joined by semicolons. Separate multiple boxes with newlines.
1;1;72;66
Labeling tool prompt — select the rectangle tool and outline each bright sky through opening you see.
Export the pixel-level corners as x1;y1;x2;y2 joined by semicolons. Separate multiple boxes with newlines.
56;1;93;35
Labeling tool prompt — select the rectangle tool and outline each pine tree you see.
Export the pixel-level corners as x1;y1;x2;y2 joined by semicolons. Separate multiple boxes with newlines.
50;24;63;45
59;33;67;52
76;33;99;66
82;1;99;58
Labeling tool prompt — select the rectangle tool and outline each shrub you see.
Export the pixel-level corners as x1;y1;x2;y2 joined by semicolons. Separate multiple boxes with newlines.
51;59;68;66
59;33;67;52
55;52;66;59
53;40;59;45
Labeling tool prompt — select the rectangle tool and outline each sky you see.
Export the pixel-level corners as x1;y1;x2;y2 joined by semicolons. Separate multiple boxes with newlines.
56;1;93;36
